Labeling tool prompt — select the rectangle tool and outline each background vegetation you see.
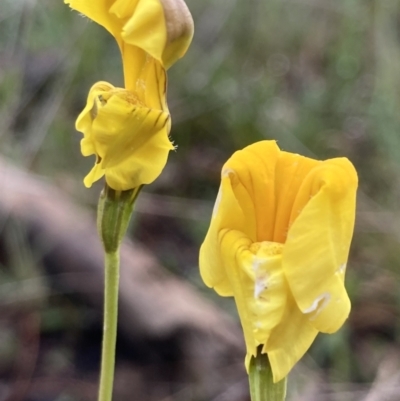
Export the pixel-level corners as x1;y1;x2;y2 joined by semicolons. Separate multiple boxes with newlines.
1;0;400;399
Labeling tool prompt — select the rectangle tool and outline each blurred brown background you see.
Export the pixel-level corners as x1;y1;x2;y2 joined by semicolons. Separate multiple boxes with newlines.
1;0;400;400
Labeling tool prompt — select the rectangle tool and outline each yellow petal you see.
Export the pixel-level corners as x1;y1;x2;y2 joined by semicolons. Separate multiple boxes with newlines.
241;242;287;354
263;292;318;383
119;44;145;92
222;141;281;242
80;137;95;157
272;151;319;243
218;229;256;358
76;81;116;158
109;0;139;19
138;57;168;111
121;0;194;69
86;88;170;166
217;234;289;371
283;158;358;333
64;0;122;41
83;160;105;188
199;174;246;296
104;126;173;190
158;0;194;68
120;50;168;111
100;109;170;169
122;0;167;63
76;82;115;120
200;168;289;365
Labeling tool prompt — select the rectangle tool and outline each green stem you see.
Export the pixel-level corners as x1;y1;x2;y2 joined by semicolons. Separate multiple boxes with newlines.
98;251;120;401
249;350;287;401
96;184;141;401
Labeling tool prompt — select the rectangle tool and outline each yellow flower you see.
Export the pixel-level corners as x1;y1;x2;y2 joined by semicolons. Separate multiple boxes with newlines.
65;0;194;190
199;140;358;382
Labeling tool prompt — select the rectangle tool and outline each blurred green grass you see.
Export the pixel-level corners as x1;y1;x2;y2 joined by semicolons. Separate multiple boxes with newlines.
1;0;400;399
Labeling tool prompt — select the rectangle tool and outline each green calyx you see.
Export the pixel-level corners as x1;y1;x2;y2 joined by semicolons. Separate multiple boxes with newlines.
249;347;287;401
97;184;142;254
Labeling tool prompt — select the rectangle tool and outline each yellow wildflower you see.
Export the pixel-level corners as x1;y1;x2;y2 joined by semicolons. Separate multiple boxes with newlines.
65;0;194;190
199;140;358;382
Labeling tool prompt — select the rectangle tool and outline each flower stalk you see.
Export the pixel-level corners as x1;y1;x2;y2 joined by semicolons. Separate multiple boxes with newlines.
97;184;141;401
98;250;119;401
249;348;287;401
